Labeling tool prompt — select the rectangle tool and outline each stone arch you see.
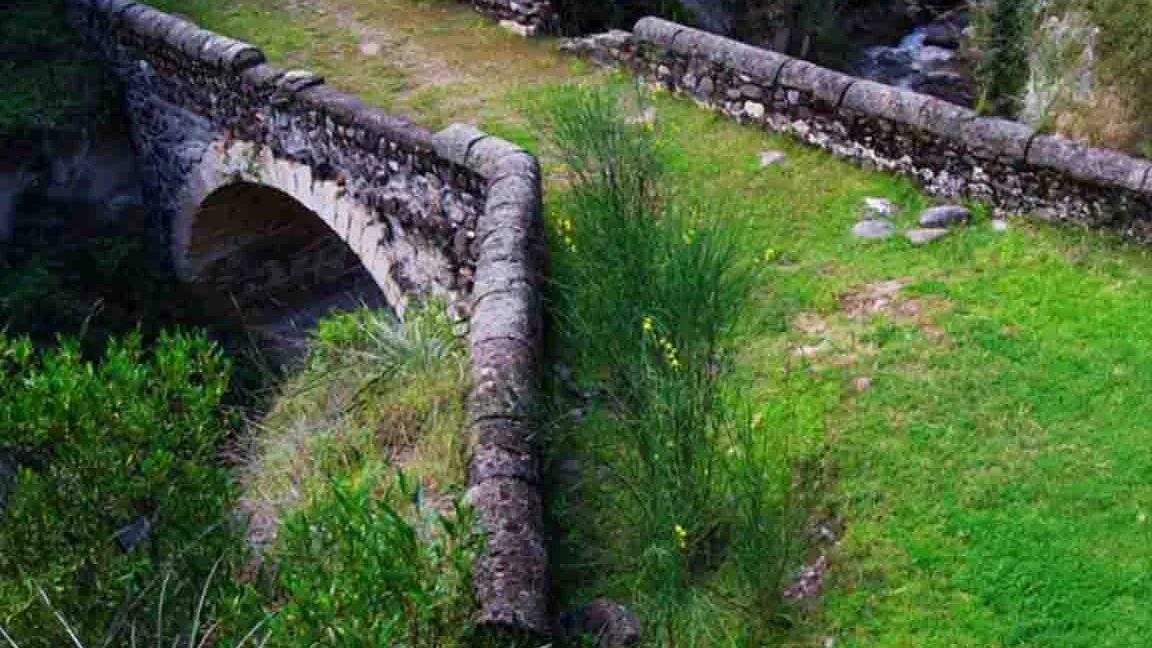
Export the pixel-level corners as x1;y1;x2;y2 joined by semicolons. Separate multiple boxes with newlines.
173;138;462;355
182;181;388;350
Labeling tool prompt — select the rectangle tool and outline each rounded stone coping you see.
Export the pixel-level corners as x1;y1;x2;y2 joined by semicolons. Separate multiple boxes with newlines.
87;0;266;71
629;15;1152;195
449;125;549;635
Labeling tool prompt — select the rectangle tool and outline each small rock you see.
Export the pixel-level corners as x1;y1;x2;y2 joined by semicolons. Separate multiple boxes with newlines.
991;218;1009;231
759;150;786;167
744;101;766;120
919;204;971;228
558;598;642;647
358;42;381;57
905;227;950;245
853;219;896;239
862;197;898;218
852;376;873;391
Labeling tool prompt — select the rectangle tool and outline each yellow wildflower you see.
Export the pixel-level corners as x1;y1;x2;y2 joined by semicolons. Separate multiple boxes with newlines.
674;524;688;549
642;316;655;333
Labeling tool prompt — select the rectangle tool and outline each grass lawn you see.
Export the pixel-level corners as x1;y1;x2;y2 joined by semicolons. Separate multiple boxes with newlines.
121;0;1152;645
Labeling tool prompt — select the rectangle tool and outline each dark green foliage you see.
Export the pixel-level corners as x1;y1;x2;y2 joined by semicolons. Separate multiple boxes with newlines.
972;0;1037;116
0;331;236;646
0;0;121;131
266;471;482;647
532;84;804;644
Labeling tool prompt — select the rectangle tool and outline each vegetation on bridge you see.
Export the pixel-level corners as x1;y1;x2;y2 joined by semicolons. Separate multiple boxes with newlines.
6;0;1152;646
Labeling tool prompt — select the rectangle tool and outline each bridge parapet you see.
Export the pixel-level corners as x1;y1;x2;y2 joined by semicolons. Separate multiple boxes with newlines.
66;0;550;637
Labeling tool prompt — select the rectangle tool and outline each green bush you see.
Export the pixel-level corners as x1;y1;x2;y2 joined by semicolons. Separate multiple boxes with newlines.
533;84;802;644
0;330;236;646
266;469;481;647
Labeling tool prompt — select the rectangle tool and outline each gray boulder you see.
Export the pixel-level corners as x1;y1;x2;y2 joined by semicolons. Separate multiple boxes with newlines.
853;219;896;239
919;205;972;228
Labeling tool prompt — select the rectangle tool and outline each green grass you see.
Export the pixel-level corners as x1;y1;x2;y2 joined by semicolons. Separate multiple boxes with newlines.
230;302;485;647
28;0;1152;644
529;84;803;644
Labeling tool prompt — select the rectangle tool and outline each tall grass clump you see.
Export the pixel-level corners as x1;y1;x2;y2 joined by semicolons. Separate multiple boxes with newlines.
235;302;485;647
533;84;803;645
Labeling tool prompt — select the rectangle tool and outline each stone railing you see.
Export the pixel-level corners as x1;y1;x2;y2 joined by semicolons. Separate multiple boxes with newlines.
565;18;1152;239
65;0;550;637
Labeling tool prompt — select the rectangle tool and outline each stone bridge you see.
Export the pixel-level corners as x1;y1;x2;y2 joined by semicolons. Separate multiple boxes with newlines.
65;0;550;636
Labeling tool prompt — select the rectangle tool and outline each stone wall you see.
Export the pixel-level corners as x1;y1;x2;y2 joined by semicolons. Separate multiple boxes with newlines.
65;0;550;637
472;0;558;36
564;18;1152;239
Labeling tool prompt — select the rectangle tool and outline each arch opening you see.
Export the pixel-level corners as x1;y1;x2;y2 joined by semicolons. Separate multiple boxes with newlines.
183;182;390;364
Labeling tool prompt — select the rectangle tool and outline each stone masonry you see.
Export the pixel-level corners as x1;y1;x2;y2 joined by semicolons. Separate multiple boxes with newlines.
564;18;1152;240
65;0;550;637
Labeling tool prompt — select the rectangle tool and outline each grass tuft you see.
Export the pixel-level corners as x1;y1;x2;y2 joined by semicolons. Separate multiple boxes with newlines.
534;83;806;645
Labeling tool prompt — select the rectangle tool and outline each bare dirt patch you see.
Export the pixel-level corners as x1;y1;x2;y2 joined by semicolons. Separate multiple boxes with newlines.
790;278;952;371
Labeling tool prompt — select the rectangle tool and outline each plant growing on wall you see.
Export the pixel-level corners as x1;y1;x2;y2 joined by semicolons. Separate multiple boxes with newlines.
971;0;1040;116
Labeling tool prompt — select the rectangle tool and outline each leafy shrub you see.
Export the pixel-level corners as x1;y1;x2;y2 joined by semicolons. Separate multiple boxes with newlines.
0;330;235;646
532;84;803;644
266;469;481;647
232;303;480;647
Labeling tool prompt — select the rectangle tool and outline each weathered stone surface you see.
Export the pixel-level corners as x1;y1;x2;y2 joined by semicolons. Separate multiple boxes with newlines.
905;227;950;244
467;476;549;632
471;443;540;485
633;16;684;47
1027;134;1150;191
960;117;1033;159
853;219;896;238
841;79;930;126
778;59;856;105
919;205;971;228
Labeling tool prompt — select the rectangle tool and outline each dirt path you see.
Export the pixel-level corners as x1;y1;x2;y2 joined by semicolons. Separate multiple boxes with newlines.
266;0;596;129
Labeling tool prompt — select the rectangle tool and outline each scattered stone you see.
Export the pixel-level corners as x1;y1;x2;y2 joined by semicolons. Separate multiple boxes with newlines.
905;227;950;245
744;101;766;120
919;204;971;228
784;554;828;601
558;598;642;647
759;150;787;167
991;218;1009;231
852;219;896;239
861;196;898;218
358;42;381;57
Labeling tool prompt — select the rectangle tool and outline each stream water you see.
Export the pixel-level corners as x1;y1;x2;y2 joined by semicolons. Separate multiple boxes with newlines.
848;11;975;106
